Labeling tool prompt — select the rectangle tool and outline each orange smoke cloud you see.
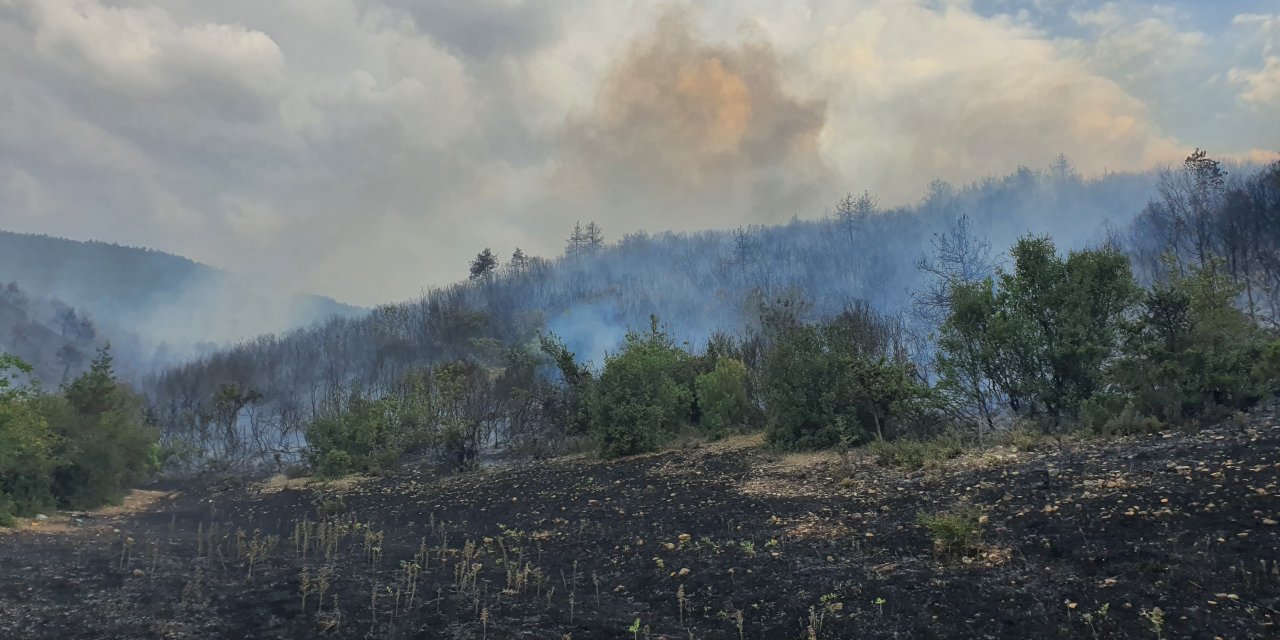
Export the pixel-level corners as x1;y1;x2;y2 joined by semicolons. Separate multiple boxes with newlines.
557;9;831;227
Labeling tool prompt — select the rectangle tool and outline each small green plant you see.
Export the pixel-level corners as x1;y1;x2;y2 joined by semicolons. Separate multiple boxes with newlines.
1081;602;1109;639
628;617;642;640
866;434;966;470
1140;607;1164;639
873;597;885;617
917;502;985;556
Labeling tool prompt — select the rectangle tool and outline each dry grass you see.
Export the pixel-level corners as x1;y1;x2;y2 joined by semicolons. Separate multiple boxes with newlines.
0;490;177;536
785;514;851;541
310;474;368;492
259;474;312;494
947;446;1025;471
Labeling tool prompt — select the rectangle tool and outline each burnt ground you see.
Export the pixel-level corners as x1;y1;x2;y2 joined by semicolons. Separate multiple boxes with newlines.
2;418;1279;639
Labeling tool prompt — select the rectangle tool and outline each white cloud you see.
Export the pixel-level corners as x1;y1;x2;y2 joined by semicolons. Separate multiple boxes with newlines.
1230;56;1280;106
0;0;1265;305
1229;13;1280;109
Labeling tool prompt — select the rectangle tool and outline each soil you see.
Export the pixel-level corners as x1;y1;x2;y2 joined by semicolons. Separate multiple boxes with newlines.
2;418;1279;639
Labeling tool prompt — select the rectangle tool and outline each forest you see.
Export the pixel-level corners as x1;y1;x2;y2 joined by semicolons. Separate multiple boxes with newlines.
3;151;1280;639
100;151;1280;481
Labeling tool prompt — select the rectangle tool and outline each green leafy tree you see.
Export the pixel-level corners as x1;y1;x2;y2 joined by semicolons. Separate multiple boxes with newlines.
1112;257;1273;421
305;389;402;477
1000;237;1140;418
46;345;158;508
539;333;595;435
0;355;57;524
469;248;499;280
695;357;753;438
591;318;693;458
431;360;500;470
934;279;1002;441
762;307;924;449
936;237;1139;425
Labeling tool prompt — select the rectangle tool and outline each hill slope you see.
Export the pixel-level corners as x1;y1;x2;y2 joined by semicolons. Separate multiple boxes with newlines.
0;231;363;374
1;416;1277;638
146;166;1162;460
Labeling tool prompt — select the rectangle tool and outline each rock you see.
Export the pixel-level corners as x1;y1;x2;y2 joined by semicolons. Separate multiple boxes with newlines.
131;569;145;578
677;567;691;577
34;514;48;521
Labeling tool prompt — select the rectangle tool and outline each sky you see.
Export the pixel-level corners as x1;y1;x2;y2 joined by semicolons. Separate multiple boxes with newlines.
1;0;1277;306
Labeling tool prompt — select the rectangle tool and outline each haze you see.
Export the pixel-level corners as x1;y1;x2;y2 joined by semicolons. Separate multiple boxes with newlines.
2;0;1278;306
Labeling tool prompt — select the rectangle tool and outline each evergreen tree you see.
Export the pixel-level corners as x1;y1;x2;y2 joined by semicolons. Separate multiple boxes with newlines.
469;248;499;280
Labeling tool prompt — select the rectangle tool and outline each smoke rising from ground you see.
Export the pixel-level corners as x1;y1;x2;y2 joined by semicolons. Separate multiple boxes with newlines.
1;1;1277;306
555;9;832;229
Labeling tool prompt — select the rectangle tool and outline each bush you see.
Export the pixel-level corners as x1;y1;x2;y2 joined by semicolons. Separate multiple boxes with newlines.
1;348;157;522
304;390;401;476
47;347;157;509
1112;260;1273;423
762;307;925;449
1260;340;1280;400
694;358;753;439
936;237;1140;424
0;494;13;527
0;356;57;520
1079;395;1163;436
304;359;505;476
591;320;693;458
918;503;985;556
316;449;353;479
865;434;966;470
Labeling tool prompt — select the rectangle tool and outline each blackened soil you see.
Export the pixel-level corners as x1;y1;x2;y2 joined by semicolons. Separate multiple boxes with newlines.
2;419;1279;639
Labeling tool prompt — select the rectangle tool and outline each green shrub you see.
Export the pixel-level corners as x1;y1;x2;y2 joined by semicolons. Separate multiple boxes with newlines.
762;307;926;449
0;355;57;521
694;358;753;439
936;237;1140;423
47;347;157;509
316;449;353;479
1254;339;1280;400
304;390;401;476
865;434;966;470
1079;395;1163;436
1112;259;1272;423
0;494;13;527
918;503;985;556
1;348;157;521
997;423;1052;452
591;319;693;458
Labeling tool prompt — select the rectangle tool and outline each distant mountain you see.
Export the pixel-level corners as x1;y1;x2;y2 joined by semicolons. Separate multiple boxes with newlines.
0;231;364;377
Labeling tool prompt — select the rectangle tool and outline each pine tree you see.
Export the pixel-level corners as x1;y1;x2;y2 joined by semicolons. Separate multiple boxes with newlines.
509;247;529;272
469;248;499;279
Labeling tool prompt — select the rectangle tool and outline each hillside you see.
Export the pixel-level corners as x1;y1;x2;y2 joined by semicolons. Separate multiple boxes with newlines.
144;164;1166;466
2;415;1277;639
0;231;364;376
